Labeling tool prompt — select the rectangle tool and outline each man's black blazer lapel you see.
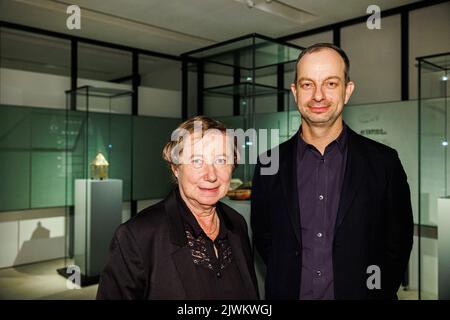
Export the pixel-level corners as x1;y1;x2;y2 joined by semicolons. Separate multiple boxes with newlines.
335;129;366;232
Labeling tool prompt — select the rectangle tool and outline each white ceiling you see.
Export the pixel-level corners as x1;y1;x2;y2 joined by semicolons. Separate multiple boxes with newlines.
0;0;421;55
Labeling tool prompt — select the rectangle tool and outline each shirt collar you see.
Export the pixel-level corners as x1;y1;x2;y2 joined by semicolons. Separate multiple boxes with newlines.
297;122;348;161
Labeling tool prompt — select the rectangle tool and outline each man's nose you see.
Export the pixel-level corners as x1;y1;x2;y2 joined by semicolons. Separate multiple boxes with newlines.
313;85;325;101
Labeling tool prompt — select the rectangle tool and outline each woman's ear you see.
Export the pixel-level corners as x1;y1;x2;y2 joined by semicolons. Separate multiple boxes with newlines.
171;164;179;179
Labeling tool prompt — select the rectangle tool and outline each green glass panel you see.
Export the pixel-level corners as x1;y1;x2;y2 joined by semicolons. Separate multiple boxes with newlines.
0;105;31;149
31;108;67;150
0;105;31;211
0;151;30;211
109;114;132;201
66;110;87;207
419;98;446;227
31;151;66;207
29;108;67;208
133;116;181;200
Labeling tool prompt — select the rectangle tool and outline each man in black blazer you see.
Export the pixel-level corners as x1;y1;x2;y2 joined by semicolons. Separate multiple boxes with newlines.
251;43;413;300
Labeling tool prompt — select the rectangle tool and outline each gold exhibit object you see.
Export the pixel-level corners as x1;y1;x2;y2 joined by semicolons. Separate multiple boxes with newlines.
90;152;109;180
227;180;252;200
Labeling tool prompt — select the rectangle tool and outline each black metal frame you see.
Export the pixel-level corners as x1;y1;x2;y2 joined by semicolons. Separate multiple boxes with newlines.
277;63;285;112
233;52;241;116
197;61;204;115
401;11;409;101
181;58;188;120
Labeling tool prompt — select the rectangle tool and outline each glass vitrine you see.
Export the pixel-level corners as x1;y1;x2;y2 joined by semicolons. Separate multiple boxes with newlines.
417;52;449;299
60;86;132;284
184;34;302;182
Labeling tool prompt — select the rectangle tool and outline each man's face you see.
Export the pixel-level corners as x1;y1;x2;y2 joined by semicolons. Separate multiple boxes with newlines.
291;48;354;128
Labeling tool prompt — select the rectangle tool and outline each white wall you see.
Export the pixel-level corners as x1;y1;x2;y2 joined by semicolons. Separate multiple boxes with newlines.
287;31;333;48
140;61;181;92
341;15;402;104
0;68;70;108
0;207;65;269
138;86;181;118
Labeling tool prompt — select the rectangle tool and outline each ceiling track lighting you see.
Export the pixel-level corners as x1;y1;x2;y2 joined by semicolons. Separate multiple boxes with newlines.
235;0;316;24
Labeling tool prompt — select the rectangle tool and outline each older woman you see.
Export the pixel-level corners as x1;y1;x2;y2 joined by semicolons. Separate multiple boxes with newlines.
97;116;258;300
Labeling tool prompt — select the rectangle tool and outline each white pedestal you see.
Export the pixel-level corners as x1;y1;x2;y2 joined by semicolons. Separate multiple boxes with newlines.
74;179;122;277
438;196;450;300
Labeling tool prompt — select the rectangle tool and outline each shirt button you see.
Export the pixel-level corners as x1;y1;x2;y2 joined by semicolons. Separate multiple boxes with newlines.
316;270;322;277
216;271;222;278
319;195;324;200
317;232;323;238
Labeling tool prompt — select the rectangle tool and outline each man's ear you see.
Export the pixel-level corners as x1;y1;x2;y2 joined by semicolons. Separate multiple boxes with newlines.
344;81;355;104
290;83;298;103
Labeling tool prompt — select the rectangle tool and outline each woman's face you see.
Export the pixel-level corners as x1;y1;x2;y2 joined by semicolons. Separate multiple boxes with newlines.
172;131;234;210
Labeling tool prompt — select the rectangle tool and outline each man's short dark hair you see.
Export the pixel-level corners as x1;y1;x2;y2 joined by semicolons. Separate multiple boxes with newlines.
293;43;351;85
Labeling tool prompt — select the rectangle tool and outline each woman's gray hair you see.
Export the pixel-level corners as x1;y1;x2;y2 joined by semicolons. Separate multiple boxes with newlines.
162;115;238;169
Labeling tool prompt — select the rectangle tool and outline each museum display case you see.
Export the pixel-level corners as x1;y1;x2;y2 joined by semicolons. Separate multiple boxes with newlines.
54;86;181;284
59;86;132;284
417;52;449;299
183;34;303;182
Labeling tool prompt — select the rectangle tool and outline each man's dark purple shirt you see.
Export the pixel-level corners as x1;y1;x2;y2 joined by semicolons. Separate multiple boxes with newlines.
296;124;348;300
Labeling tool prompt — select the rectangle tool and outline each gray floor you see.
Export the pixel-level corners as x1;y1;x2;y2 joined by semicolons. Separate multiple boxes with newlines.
0;259;98;300
0;258;429;300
